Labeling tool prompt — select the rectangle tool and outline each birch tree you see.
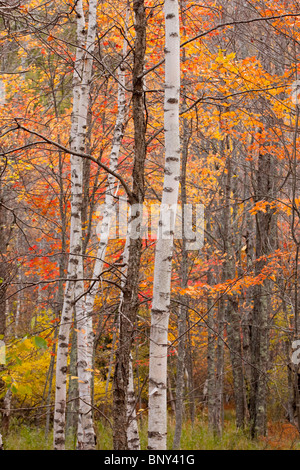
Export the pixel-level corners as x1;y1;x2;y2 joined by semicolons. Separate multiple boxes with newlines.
126;353;140;450
148;0;181;451
79;2;135;447
53;0;97;450
81;2;130;379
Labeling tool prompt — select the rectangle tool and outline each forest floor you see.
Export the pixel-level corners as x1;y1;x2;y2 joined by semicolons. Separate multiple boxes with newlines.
3;412;300;450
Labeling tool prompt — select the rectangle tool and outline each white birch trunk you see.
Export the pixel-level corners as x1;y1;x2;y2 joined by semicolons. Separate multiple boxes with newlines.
76;4;130;448
127;353;140;450
73;0;98;451
15;271;20;338
15;232;22;338
119;232;140;449
82;3;129;365
147;0;180;451
53;0;96;450
2;388;12;432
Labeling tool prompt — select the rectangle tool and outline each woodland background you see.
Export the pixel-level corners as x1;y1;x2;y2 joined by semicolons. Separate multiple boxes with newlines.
1;0;300;451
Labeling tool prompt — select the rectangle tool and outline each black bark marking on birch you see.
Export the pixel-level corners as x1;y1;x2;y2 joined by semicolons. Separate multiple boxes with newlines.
55;438;65;446
151;308;165;316
128;437;140;444
148;431;165;439
167;97;178;104
163;187;174;192
149;378;166;389
77;359;88;368
166;13;175;19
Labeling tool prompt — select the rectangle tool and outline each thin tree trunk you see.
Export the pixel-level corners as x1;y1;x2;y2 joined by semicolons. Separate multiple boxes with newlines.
250;150;274;438
173;299;187;449
291;107;300;430
2;388;12;435
80;1;129;414
173;103;190;450
45;330;58;442
74;0;99;451
127;354;140;450
223;155;246;429
214;299;225;437
46;135;67;442
206;214;216;432
53;0;97;449
112;0;146;450
148;0;181;450
121;239;141;450
66;327;78;441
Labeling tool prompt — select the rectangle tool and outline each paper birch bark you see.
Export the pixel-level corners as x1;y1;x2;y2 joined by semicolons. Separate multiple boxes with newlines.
53;0;97;450
76;3;130;447
81;1;129;378
147;0;181;451
73;0;101;450
117;235;141;450
127;352;140;450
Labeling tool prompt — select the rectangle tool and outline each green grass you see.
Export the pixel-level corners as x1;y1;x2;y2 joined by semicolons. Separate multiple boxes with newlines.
3;415;300;450
4;425;53;450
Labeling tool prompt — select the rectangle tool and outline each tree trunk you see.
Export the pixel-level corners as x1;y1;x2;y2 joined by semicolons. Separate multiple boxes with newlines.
173;101;190;449
53;0;97;450
80;3;129;428
112;0;146;451
127;354;140;450
206;214;217;432
66;327;78;441
250;149;274;438
74;0;98;450
223;154;246;429
214;299;225;437
148;0;181;450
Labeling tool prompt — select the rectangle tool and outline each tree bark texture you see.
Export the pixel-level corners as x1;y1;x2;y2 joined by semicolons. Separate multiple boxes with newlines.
112;0;146;450
148;0;181;451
